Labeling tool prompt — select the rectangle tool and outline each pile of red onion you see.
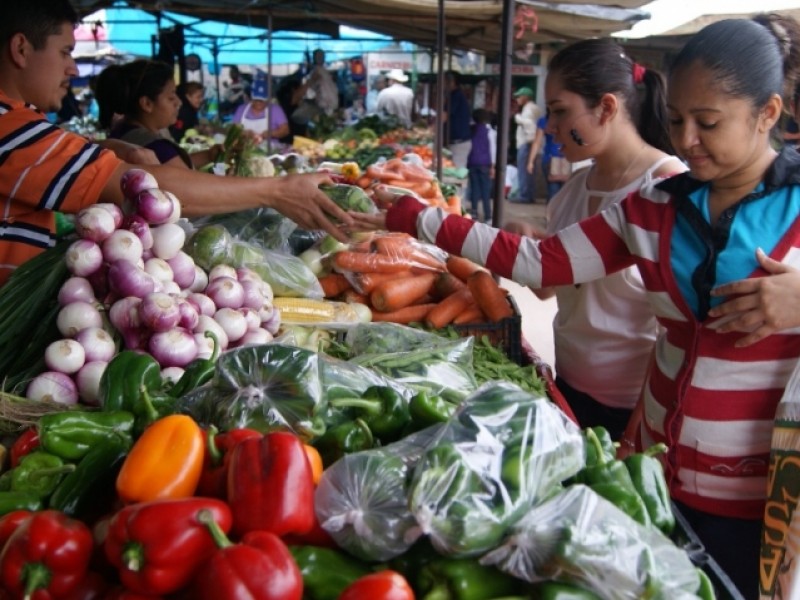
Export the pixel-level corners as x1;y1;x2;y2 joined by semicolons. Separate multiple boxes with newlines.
26;168;280;406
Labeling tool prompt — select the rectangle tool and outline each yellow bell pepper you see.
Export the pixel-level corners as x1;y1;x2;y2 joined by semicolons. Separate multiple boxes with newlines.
116;414;204;503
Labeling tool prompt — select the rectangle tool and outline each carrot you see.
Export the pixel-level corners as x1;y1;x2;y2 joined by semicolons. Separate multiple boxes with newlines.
341;289;369;304
452;303;486;325
370;302;437;324
446;255;486;282
432;271;467;300
354;270;414;294
424;288;474;329
318;273;352;298
467;271;514;322
356;175;374;189
370;272;437;313
332;251;411;274
372;236;446;271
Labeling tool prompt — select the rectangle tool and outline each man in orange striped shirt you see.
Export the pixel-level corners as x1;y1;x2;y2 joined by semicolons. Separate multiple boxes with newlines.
0;0;352;285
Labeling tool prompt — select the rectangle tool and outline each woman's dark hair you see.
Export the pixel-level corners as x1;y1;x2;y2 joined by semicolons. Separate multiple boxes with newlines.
95;59;175;129
547;38;672;154
671;13;800;115
3;0;77;49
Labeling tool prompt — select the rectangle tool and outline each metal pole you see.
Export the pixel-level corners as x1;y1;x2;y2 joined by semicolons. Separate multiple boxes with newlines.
492;0;515;227
267;12;273;155
435;0;445;183
213;39;221;123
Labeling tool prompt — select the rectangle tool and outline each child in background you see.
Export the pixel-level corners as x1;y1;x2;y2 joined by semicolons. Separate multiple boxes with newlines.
466;108;497;223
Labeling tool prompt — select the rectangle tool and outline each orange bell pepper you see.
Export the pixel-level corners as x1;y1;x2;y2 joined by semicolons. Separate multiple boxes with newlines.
116;414;205;503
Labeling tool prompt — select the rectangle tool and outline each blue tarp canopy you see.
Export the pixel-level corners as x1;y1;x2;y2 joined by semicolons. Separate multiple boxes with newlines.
96;2;394;66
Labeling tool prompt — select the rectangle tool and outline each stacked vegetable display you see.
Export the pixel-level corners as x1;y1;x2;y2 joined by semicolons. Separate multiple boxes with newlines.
25;169;280;407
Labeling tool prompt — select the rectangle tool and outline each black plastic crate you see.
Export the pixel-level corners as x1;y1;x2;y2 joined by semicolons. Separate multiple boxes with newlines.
671;503;746;600
452;295;523;364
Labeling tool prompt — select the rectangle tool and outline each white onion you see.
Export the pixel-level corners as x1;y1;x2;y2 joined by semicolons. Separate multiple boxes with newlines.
75;206;117;242
235;267;260;283
125;215;154;250
187;292;216;317
58;277;96;306
148;328;198;367
241;307;262;331
240;280;267;310
103;229;144;264
177;299;200;330
238;328;274;347
208;264;238;281
26;371;78;404
194;315;229;351
151;223;186;261
144;258;174;284
86;264;110;300
205;276;244;309
167;251;196;289
44;338;86;374
260;304;281;335
163;191;182;223
57;301;103;337
120;168;158;199
135;189;177;225
161;280;181;295
214;307;248;343
75;327;116;363
76;360;108;406
139;292;181;332
161;366;185;385
65;239;103;277
107;260;156;298
189;266;209;293
109;296;141;332
96;203;124;228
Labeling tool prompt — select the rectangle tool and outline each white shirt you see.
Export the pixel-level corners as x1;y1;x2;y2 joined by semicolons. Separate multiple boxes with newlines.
376;83;415;127
545;156;683;408
514;101;539;148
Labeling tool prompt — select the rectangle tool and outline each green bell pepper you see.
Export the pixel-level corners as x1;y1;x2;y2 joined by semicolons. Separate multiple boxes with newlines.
583;426;615;468
416;556;525;600
168;331;220;398
695;567;716;600
10;451;75;498
329;385;410;442
37;410;134;461
288;544;372;600
409;391;457;429
0;491;44;516
98;350;174;433
576;429;651;527
313;418;373;466
531;581;601;599
48;435;130;518
623;443;675;535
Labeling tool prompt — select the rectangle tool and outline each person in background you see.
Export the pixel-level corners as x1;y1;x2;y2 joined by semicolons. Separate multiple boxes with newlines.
510;39;684;440
466;108;496;223
0;0;352;285
169;81;204;142
527;110;568;203
351;14;800;596
276;74;308;144
365;73;386;114
231;71;290;145
95;59;218;170
444;70;472;169
376;69;415;128
219;64;247;119
304;49;339;116
508;86;539;203
56;84;81;123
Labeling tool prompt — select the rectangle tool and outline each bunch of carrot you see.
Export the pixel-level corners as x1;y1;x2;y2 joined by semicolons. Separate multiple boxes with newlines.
317;239;515;328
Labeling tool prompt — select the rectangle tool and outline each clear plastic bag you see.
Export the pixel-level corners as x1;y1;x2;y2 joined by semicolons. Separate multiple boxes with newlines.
189;208;297;254
481;484;703;600
244;246;324;299
315;426;441;562
408;381;585;557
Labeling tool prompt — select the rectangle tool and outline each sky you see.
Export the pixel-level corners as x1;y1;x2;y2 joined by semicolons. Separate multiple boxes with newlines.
619;0;800;38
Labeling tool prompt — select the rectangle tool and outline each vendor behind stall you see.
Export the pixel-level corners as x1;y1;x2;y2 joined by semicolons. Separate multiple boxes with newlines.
0;0;351;286
231;70;290;145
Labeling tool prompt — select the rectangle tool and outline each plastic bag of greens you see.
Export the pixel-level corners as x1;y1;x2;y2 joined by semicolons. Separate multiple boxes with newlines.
184;223;234;271
240;243;324;299
320;184;377;217
315;426;441;562
349;334;477;403
189;208;297;254
408;381;584;558
343;322;452;355
481;484;704;600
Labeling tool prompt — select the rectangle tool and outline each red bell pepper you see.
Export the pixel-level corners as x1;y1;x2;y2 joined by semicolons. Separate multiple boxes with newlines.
60;570;110;600
194;511;303;600
196;426;261;499
9;427;40;468
103;588;163;600
339;570;416;600
0;510;32;549
227;431;315;537
0;509;94;599
104;497;232;596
